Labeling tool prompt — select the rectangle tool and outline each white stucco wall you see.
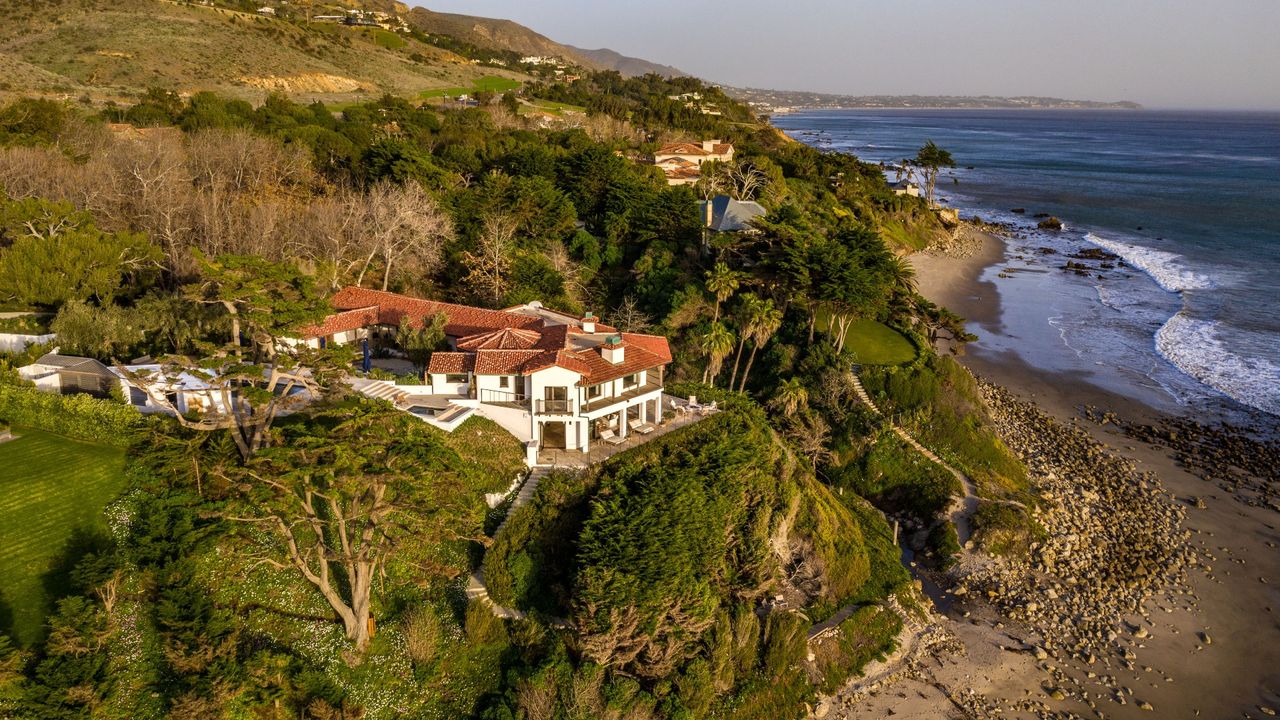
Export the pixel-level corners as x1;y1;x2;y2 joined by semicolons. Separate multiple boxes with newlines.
427;373;470;396
0;333;55;353
528;366;581;416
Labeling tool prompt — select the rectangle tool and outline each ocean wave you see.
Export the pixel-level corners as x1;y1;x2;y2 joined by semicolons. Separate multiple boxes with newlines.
1083;233;1214;293
1155;312;1280;416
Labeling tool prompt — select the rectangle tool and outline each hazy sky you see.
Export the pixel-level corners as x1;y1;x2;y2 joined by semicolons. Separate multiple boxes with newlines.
415;1;1280;110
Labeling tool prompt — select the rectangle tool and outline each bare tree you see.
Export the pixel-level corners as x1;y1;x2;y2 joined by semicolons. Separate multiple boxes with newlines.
359;182;454;291
108;133;195;272
726;160;768;202
611;295;652;332
462;212;517;305
292;190;374;290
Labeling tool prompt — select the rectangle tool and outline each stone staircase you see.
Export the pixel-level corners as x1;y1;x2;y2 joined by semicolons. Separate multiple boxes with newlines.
465;466;554;620
850;373;979;546
351;378;409;406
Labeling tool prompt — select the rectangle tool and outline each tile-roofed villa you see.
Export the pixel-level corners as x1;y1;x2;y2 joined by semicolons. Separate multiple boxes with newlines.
294;288;681;460
649;139;735;186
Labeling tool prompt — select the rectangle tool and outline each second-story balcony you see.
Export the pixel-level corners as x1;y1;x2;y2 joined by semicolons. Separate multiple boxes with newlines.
535;398;574;415
581;381;663;414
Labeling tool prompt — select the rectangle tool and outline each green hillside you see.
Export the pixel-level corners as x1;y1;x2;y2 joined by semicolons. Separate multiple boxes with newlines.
0;0;529;103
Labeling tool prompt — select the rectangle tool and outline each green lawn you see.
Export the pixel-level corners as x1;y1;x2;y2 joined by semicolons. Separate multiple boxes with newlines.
520;98;586;116
418;75;521;99
0;428;126;646
812;313;917;366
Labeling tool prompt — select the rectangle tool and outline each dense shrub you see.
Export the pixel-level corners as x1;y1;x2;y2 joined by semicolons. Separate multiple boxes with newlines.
861;355;1028;499
0;383;141;446
972;500;1046;559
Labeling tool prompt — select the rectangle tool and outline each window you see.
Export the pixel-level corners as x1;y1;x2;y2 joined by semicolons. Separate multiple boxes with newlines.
622;373;640;389
445;374;468;384
499;376;510;389
587;384;602;399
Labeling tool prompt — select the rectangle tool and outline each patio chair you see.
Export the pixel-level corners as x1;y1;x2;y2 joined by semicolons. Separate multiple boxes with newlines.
699;400;717;416
628;418;656;435
599;428;626;445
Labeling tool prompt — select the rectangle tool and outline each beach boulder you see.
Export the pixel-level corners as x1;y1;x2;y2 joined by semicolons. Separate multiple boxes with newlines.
1037;216;1064;230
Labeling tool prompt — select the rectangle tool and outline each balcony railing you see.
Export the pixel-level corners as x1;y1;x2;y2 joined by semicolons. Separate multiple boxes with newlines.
535;398;573;415
581;381;663;413
479;388;530;408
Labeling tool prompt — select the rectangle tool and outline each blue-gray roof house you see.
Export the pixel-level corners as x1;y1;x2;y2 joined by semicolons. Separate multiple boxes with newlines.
698;195;767;233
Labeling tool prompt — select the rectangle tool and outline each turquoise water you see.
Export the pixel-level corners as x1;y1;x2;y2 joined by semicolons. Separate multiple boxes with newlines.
774;109;1280;423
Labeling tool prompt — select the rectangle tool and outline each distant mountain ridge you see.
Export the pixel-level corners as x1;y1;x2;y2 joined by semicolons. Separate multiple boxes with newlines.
403;7;601;68
566;46;685;78
726;86;1142;110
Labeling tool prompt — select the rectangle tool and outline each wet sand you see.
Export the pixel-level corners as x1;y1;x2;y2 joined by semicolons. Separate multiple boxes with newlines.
843;225;1280;719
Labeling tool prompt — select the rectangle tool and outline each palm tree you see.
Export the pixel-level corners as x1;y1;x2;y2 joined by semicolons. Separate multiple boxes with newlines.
698;321;735;386
704;262;741;322
772;377;809;417
736;297;782;392
726;293;761;390
887;255;917;295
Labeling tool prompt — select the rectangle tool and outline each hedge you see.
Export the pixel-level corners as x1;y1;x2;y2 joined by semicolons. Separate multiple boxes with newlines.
0;383;143;446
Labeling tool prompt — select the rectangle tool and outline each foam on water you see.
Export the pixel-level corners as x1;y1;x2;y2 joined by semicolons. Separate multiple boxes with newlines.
1083;233;1215;293
1155;312;1280;416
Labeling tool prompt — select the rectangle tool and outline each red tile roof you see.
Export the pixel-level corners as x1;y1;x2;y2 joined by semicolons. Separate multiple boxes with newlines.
326;287;541;338
654;142;733;158
567;341;668;386
472;350;544;374
456;328;542;350
298;305;379;338
621;333;674;364
656;142;710;157
309;288;672;384
426;353;474;374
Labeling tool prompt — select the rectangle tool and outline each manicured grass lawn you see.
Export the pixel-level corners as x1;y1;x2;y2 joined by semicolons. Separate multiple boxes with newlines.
520;98;586;116
0;428;126;646
418;75;521;99
844;319;917;365
813;312;918;366
365;28;405;50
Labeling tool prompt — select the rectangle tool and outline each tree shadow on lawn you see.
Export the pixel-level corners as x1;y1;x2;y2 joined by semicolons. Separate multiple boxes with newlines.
29;525;117;645
0;589;14;642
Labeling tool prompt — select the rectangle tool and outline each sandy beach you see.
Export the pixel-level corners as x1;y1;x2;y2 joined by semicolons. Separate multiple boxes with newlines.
822;225;1280;719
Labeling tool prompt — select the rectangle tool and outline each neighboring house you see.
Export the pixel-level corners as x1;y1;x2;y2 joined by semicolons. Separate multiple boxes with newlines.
650;140;734;186
653;139;734;167
654;157;701;186
890;180;920;198
299;288;674;454
699;195;767;233
111;365;230;416
18;352;118;396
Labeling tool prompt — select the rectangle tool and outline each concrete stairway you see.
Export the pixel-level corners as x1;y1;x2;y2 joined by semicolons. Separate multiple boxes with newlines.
349;377;410;406
465;466;554;620
849;373;979;546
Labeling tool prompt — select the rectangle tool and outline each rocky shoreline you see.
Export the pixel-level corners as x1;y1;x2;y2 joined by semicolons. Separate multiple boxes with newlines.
1086;407;1280;516
818;377;1200;719
956;381;1194;715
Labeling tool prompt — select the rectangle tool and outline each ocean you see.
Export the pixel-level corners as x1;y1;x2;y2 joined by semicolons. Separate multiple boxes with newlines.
772;109;1280;425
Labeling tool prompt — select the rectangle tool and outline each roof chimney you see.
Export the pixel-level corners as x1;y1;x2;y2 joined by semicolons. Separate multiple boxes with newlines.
581;311;596;334
601;335;625;365
702;139;715;152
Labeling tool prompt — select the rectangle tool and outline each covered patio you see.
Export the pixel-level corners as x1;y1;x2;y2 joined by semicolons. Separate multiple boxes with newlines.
536;394;716;467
